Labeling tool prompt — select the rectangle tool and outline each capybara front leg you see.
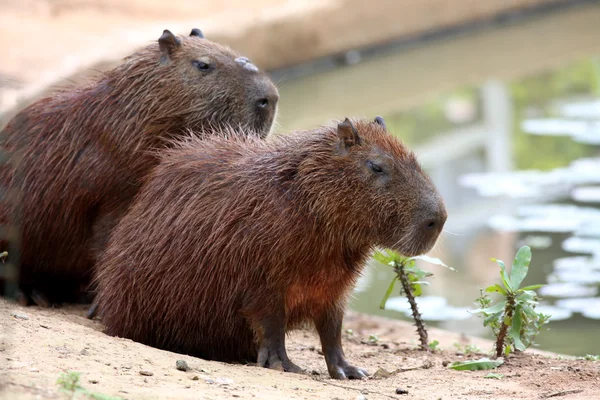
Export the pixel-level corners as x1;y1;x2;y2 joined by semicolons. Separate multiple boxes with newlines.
315;306;369;380
253;306;304;373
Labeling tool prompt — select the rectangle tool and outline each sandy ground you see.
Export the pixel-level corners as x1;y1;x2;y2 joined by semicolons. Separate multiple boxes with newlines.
1;299;598;400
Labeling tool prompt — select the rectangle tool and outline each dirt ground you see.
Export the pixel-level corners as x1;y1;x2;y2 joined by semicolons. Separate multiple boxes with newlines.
1;299;598;400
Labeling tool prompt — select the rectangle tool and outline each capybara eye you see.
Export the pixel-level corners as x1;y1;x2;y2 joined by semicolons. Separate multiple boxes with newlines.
192;60;212;72
257;98;269;108
368;161;383;174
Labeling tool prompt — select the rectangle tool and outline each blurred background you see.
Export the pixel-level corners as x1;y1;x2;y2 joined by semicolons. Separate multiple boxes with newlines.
2;0;599;356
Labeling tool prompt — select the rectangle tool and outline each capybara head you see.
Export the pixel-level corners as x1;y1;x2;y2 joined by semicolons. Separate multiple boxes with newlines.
299;117;447;256
126;28;279;138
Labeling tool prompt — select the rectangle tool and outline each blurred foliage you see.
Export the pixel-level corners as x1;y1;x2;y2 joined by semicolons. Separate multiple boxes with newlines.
382;57;600;171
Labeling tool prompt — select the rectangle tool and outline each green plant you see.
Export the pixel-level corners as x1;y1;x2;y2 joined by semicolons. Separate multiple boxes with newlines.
376;249;454;350
428;340;440;351
472;246;550;357
57;371;123;400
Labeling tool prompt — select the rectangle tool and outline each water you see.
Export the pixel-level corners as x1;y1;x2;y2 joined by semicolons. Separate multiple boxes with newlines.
272;3;600;356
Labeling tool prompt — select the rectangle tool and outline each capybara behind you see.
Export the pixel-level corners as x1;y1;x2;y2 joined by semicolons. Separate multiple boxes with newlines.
95;117;447;380
0;28;279;306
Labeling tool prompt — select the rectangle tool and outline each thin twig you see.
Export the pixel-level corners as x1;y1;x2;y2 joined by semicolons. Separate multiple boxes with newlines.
541;389;584;398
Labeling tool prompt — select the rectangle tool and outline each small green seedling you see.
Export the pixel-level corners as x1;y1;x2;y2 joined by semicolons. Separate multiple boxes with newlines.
57;371;123;400
428;340;440;351
375;249;454;350
580;354;600;361
368;334;380;344
449;357;504;371
484;373;505;379
472;246;550;357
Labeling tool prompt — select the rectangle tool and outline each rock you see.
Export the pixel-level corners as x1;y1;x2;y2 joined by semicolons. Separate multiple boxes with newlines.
89;379;99;384
205;379;215;384
175;360;190;371
396;388;409;395
139;370;153;376
80;349;90;356
356;395;368;400
191;375;200;381
372;368;392;378
442;360;450;367
216;377;233;385
11;313;29;320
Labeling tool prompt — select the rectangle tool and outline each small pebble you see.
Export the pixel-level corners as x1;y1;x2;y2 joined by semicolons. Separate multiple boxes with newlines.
311;370;320;375
191;375;199;381
80;349;90;356
11;313;29;320
381;343;390;349
176;360;190;372
205;379;215;384
396;388;409;395
442;360;450;367
185;385;191;389
356;395;367;400
139;370;153;376
361;389;369;394
143;378;148;383
89;379;99;384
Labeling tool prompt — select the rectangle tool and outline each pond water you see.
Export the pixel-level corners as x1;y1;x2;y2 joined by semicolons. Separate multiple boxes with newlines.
271;3;600;356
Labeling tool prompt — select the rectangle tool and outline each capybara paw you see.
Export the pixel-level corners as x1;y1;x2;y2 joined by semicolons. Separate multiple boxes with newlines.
328;364;369;380
257;348;304;374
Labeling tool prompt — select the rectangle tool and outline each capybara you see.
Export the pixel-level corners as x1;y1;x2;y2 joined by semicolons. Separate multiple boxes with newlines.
94;116;447;379
0;28;279;307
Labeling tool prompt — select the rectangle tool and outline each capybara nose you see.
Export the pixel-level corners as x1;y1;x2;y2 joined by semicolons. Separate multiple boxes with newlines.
423;206;447;239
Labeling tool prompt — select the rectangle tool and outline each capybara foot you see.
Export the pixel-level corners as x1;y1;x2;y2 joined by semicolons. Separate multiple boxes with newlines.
328;362;369;380
257;346;304;373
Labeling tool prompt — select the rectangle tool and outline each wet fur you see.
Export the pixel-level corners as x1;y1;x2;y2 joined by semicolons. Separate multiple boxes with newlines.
0;30;279;304
94;119;446;367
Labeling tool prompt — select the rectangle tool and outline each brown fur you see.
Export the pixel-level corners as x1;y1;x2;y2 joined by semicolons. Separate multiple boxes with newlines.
0;29;279;305
94;117;447;380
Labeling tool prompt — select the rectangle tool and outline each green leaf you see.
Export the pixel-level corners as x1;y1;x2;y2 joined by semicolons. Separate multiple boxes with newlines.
485;284;507;295
379;277;398;310
517;284;544;292
471;300;507;315
373;250;393;265
412;283;423;297
510;306;526;351
504;344;512;356
500;266;513;293
510;246;532;290
484;373;504;379
448;358;504;371
408;255;456;271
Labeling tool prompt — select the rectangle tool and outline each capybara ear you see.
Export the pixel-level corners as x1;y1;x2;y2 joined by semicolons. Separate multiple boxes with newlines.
190;28;205;39
374;116;387;130
337;118;361;154
158;29;182;63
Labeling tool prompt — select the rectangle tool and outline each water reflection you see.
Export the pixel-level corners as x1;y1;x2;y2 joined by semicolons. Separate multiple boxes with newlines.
275;5;600;356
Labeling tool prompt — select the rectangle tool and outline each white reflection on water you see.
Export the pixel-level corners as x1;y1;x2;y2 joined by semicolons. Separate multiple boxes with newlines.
555;297;600;320
384;296;472;321
571;186;600;203
554;256;600;271
539;282;598;298
488;204;600;234
534;305;573;321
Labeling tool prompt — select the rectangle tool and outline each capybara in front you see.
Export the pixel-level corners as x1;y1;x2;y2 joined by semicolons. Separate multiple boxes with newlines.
94;117;447;379
0;28;279;307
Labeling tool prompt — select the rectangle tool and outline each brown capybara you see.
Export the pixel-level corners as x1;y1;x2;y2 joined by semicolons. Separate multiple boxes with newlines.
94;116;447;380
0;28;279;307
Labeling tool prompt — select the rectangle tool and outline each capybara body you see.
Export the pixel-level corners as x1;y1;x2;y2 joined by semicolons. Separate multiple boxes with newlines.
0;29;279;306
95;117;447;379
